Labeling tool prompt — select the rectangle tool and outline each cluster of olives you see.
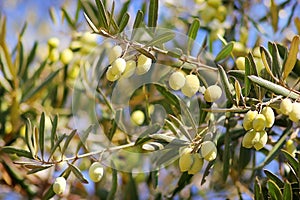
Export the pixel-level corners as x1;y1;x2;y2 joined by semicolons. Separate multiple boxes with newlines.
52;162;104;195
280;98;300;122
168;71;222;101
47;37;74;65
242;107;275;150
179;141;217;174
106;45;152;82
198;0;227;24
235;47;264;74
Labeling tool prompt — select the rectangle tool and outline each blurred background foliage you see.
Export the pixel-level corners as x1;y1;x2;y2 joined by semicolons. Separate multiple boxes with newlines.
0;0;300;199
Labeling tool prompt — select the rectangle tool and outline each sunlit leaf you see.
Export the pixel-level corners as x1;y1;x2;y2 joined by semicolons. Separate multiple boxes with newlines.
270;0;278;32
131;10;144;40
148;0;158;30
118;12;130;33
283;35;299;80
267;180;283;200
49;133;67;160
281;149;299;174
248;75;300;99
69;163;88;184
254;177;264;200
62;129;77;155
215;42;234;62
218;64;234;104
256;123;292;168
146;32;175;47
283;182;292;200
264;170;284;188
187;19;200;54
95;0;108;29
1;146;33;159
117;0;130;25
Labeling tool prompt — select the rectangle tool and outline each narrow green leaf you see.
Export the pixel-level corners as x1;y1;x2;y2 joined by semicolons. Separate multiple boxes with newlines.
83;12;98;33
156;148;179;167
69;163;88;184
62;129;77;155
167;48;183;58
50;115;58;149
155;84;180;111
95;0;108;29
150;170;159;189
201;160;215;185
218;65;234;104
256;123;292;168
17;41;24;76
270;0;278;32
223;128;231;182
1;146;33;159
283;35;299;80
238;146;252;172
134;47;156;61
172;172;193;197
107;4;119;33
61;7;75;29
281;149;299;174
169;115;192;141
283;182;292;200
131;10;144;40
25;118;35;157
179;100;197;136
75;125;94;154
146;32;175;47
39;112;45;160
22;68;62;102
260;46;274;76
270;42;282;79
107;163;118;200
215;42;234;62
248;75;300;99
187;19;200;54
49;134;67;160
264;170;284;188
135;123;161;145
0;72;12;92
118;12;130;33
267;180;283;200
27;165;52;174
148;0;159;30
23;41;38;78
165;119;179;137
254;177;264;200
117;0;130;25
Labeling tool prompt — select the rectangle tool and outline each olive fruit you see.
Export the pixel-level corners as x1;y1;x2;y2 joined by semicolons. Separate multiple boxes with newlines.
243;110;258;131
204;85;222;102
200;141;217;161
181;74;200;97
261;107;275;128
252;114;266;131
109;45;122;64
280;98;293;115
131;110;145;126
179;147;194;172
89;162;104;182
60;48;73;65
53;177;66;195
169;71;186;90
136;54;152;75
